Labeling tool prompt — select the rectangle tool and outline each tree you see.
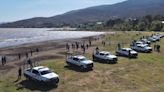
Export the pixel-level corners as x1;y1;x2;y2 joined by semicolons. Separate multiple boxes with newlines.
150;21;163;31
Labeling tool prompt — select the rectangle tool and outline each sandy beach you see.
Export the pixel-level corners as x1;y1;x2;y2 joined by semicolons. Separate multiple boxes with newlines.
0;33;107;73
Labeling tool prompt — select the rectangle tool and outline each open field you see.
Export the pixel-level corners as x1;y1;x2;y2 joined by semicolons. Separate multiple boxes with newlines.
0;31;164;92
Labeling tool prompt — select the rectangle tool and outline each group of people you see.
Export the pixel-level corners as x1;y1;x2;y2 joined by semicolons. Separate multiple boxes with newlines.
17;48;39;81
18;48;40;60
65;39;94;54
1;56;7;66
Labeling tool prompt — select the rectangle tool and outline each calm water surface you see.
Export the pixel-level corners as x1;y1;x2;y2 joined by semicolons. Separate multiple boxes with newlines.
0;28;105;48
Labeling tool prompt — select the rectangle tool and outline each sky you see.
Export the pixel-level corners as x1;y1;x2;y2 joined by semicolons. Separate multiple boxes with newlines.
0;0;126;22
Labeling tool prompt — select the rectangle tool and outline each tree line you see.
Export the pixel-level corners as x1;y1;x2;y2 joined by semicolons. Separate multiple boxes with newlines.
78;15;164;31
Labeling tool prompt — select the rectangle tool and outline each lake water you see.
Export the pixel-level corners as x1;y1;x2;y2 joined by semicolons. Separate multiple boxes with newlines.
0;28;105;48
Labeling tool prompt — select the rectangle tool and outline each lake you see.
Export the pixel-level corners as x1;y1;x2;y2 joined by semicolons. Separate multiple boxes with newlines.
0;28;105;48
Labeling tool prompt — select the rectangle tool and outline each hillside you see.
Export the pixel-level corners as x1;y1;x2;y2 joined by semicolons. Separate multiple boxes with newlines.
1;0;164;28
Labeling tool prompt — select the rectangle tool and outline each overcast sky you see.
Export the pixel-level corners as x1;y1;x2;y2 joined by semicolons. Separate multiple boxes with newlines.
0;0;126;22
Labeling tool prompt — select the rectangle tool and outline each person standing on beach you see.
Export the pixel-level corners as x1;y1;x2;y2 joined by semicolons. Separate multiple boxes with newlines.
83;46;86;54
1;56;4;66
18;53;21;60
36;48;39;52
89;39;92;46
66;43;70;52
18;67;22;80
26;52;28;58
27;59;33;68
3;56;6;65
86;44;89;49
30;49;33;56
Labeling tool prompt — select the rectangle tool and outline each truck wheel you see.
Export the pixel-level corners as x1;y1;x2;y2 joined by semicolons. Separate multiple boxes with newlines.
66;61;70;66
116;52;120;56
28;76;32;80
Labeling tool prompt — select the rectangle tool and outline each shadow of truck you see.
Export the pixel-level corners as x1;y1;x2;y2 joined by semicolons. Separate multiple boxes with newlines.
16;79;57;91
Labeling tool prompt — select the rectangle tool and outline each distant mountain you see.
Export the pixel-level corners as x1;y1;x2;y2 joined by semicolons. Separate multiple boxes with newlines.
1;0;164;28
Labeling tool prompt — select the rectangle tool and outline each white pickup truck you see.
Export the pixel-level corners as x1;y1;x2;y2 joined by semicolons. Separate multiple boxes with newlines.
140;39;151;45
24;66;59;85
92;51;117;64
66;55;94;71
116;48;138;58
131;44;152;53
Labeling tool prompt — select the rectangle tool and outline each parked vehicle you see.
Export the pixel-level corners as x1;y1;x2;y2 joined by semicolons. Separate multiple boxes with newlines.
66;55;94;71
24;66;59;85
116;48;138;58
152;35;160;41
131;44;152;53
140;39;151;45
93;51;118;64
148;37;158;42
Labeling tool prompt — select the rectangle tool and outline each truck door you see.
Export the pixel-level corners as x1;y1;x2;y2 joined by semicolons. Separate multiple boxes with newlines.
72;58;79;66
32;70;41;81
99;53;105;60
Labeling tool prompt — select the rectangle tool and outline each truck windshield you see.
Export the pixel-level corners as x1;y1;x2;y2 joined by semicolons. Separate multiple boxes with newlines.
79;58;87;61
40;70;52;75
105;53;111;56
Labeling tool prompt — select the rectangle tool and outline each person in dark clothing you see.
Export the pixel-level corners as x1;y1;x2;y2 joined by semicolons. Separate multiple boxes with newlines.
27;59;33;68
18;53;21;60
118;43;121;50
3;56;6;65
1;56;4;66
75;42;79;50
36;48;39;52
18;67;22;80
95;46;99;54
30;50;33;56
154;44;157;51
83;46;86;54
86;44;89;49
89;40;92;46
157;45;160;53
26;53;28;58
128;50;131;58
66;43;70;51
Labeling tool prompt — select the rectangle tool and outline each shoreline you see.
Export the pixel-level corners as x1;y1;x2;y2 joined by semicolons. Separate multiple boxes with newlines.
0;33;107;53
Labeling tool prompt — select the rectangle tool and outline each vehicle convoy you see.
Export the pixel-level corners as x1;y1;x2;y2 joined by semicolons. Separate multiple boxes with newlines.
24;66;59;85
92;51;118;64
116;48;138;58
131;44;152;53
66;55;94;70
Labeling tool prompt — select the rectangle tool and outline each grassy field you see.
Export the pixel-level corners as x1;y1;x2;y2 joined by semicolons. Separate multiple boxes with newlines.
0;31;164;92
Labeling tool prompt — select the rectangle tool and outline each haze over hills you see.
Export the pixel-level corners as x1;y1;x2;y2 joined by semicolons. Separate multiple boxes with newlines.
0;0;164;28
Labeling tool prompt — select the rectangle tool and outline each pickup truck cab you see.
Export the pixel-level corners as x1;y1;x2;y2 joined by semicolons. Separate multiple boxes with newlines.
140;39;151;45
66;55;94;71
131;44;152;53
135;41;149;46
24;66;59;85
116;48;138;58
93;51;117;64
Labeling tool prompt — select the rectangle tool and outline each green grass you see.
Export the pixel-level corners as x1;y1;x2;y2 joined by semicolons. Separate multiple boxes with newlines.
0;31;164;92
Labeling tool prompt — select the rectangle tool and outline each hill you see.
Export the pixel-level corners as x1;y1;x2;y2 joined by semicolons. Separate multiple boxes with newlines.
1;0;164;28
